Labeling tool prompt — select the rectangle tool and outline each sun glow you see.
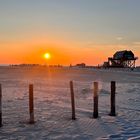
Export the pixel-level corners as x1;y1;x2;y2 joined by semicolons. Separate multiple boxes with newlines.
44;53;51;59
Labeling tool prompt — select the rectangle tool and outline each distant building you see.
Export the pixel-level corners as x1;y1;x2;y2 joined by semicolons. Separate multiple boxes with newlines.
76;63;86;68
104;50;138;68
103;62;109;68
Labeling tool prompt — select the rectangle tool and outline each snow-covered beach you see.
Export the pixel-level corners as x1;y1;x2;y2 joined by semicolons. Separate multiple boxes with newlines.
0;66;140;140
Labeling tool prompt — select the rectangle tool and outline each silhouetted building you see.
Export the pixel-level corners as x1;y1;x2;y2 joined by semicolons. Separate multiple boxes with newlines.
104;50;138;68
76;63;86;68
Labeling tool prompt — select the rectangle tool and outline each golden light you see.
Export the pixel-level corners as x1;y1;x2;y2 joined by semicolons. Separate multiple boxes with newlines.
44;53;51;59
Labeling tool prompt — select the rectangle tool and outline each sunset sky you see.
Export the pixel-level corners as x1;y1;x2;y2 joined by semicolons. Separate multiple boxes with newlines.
0;0;140;65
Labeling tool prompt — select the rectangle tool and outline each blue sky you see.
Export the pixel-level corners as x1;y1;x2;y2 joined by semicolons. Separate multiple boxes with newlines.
1;0;140;43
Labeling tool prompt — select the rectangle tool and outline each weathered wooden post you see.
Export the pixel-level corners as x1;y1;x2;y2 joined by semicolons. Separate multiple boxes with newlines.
109;81;116;116
29;84;35;124
0;84;2;127
70;81;76;120
93;82;99;118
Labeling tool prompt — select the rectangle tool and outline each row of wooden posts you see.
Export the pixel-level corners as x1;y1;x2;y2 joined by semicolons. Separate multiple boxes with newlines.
70;81;116;120
0;81;116;127
0;84;35;127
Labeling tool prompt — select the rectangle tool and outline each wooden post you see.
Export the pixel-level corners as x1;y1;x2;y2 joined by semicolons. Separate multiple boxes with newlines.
93;82;99;118
70;81;76;120
0;84;2;127
110;81;116;116
29;84;35;124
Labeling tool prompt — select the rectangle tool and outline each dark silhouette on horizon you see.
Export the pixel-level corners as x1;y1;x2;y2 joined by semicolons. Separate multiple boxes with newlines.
103;50;138;68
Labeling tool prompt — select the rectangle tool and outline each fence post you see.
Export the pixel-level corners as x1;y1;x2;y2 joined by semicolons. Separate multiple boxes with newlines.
93;82;99;118
0;84;2;127
29;84;35;124
110;81;116;116
70;81;76;120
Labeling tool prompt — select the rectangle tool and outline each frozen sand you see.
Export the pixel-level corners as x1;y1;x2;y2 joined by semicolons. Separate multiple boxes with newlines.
0;67;140;140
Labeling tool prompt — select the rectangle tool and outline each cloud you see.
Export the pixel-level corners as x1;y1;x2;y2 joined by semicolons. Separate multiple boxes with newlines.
116;37;123;41
133;42;140;45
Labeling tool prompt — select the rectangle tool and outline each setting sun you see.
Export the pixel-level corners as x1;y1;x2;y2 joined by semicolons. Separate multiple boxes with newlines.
44;53;51;60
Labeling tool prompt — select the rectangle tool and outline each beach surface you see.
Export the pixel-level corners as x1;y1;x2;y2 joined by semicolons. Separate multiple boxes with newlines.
0;66;140;140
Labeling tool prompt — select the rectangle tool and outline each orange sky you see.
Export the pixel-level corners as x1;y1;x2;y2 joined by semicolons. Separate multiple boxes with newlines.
0;36;140;66
1;1;140;66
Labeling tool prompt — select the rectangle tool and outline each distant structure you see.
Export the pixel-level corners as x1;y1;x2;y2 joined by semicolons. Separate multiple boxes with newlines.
10;64;40;67
103;50;138;68
75;63;86;68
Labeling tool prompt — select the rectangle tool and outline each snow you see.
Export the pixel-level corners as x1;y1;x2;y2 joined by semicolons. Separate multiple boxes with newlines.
0;67;140;140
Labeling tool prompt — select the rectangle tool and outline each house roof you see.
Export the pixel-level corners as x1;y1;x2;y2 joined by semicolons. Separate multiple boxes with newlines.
113;50;135;60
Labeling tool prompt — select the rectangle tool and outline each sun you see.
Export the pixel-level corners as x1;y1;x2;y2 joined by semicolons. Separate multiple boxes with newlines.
44;53;51;59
